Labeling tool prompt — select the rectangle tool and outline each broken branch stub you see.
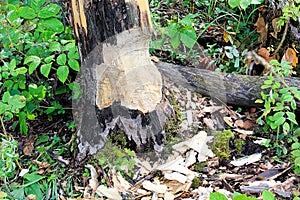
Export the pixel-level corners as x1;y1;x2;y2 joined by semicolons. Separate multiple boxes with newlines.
71;0;168;156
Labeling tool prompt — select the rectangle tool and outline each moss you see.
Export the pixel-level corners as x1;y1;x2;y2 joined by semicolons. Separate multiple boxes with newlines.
194;162;208;173
211;130;234;162
191;176;201;189
164;90;183;144
235;138;244;155
109;130;128;147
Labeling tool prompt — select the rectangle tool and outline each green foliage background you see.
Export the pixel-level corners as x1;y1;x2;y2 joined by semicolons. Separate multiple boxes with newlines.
0;0;80;134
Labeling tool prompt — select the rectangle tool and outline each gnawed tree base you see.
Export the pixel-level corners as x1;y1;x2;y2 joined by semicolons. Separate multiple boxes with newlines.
71;0;172;158
156;61;300;109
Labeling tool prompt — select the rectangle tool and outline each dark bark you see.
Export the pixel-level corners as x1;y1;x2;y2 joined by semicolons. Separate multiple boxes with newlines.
156;61;300;108
70;0;167;156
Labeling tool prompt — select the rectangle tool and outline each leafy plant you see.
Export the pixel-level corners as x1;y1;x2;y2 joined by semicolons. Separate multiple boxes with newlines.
228;0;264;10
256;60;300;174
276;0;300;28
150;13;199;63
95;139;136;175
210;190;275;200
0;0;80;134
291;128;300;175
0;136;20;183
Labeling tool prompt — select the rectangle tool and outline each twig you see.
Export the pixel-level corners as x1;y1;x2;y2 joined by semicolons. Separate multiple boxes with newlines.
273;18;289;56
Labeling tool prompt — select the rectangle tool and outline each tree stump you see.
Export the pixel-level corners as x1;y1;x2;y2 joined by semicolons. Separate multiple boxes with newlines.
70;0;171;157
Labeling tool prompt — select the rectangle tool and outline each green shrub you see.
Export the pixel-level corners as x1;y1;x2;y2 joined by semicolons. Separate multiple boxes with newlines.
0;0;81;134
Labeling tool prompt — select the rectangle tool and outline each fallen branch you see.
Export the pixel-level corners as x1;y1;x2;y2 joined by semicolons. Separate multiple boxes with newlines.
156;62;300;109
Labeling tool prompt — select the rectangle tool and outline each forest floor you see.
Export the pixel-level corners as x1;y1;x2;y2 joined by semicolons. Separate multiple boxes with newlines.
2;1;300;200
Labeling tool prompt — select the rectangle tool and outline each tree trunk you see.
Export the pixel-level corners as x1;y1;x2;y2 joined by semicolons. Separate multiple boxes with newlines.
70;0;169;156
156;61;300;109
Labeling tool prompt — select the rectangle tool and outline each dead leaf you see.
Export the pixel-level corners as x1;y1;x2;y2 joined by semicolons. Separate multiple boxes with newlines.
19;169;29;177
282;48;298;67
27;194;36;200
230;153;262;167
254;15;264;33
257;47;274;62
23;137;35;156
85;164;98;195
111;169;132;192
203;118;215;130
254;15;268;44
223;31;230;43
271;18;281;39
96;185;122;200
224;117;234;127
164;172;187;183
142;180;168;194
234;119;254;130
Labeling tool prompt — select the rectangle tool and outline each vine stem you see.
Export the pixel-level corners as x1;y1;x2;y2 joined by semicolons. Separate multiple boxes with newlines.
273;17;290;56
0;116;7;137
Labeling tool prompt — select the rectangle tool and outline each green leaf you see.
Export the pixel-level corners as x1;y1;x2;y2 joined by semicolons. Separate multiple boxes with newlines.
57;54;67;65
0;102;9;114
57;65;69;83
16;67;28;75
274;116;285;127
63;42;76;51
68;59;80;71
279;88;289;94
255;99;264;103
282;122;290;134
19;6;36;19
210;192;228;200
23;173;44;182
264;79;273;85
251;0;264;4
35;135;49;146
292;150;300;157
49;41;62;52
19;111;28;134
9;95;26;112
273;111;285;119
25;183;43;200
180;14;198;26
170;32;181;49
68;49;80;59
38;18;64;33
291;100;297;110
27;112;36;120
286;112;298;125
24;56;41;74
29;0;47;11
40;63;52;78
240;0;251;9
228;0;240;9
233;193;257;200
292;142;300;149
44;55;55;63
2;91;11;103
234;58;240;68
11;187;25;200
38;3;61;18
225;51;234;59
180;29;197;49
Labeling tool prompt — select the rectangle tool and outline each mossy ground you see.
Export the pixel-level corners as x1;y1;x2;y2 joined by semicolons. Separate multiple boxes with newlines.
211;130;234;162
